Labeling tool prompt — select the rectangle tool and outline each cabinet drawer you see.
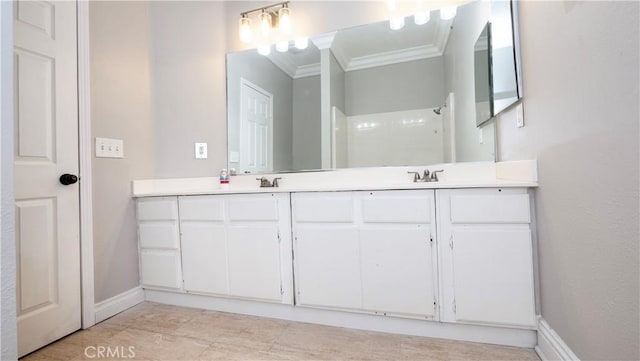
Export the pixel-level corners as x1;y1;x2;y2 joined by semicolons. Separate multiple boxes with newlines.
361;191;432;223
139;222;179;249
293;193;354;223
179;196;224;221
450;194;530;224
137;197;178;221
228;196;279;221
140;249;182;289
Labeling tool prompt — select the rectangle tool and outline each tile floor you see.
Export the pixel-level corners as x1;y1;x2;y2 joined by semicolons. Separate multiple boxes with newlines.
22;302;540;361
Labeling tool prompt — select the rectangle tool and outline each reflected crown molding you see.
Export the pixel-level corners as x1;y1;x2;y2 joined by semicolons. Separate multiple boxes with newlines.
331;19;451;72
265;18;452;78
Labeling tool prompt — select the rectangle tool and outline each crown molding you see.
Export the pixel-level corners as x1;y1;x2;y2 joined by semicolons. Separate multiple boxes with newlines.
295;62;321;78
311;32;336;50
336;20;452;72
345;44;443;72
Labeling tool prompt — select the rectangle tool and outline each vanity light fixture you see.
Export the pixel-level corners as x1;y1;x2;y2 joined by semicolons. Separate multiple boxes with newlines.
278;4;292;35
440;6;457;20
239;2;295;55
259;10;272;37
239;15;252;43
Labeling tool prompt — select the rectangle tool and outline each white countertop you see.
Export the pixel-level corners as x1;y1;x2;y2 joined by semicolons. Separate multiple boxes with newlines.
132;160;538;198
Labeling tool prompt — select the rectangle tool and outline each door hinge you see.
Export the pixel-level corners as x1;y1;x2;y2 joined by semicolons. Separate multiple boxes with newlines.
453;299;456;313
429;234;433;247
433;297;437;311
280;284;284;295
449;235;454;249
277;229;281;243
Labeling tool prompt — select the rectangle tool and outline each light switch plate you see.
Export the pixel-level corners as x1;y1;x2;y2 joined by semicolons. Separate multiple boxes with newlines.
95;137;124;158
195;143;207;159
516;103;525;128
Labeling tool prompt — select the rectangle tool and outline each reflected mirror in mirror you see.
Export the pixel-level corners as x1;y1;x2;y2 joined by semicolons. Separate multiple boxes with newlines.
475;22;493;127
491;0;522;114
226;0;522;174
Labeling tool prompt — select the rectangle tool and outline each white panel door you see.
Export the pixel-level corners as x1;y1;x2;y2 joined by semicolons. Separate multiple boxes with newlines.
360;228;436;318
294;226;362;310
240;78;273;173
14;1;80;356
452;228;536;327
180;223;228;295
227;226;282;301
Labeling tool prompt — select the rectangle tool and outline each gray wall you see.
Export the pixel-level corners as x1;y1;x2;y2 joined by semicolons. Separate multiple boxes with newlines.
345;57;445;116
226;51;293;172
292;76;321;170
150;1;228;178
443;0;495;163
89;1;155;302
0;1;17;358
497;2;639;360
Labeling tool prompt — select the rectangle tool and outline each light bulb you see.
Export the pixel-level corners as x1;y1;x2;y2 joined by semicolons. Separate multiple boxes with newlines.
259;11;272;37
276;40;289;52
414;11;430;25
440;6;457;20
278;6;291;35
295;37;308;50
239;16;252;43
389;16;405;30
257;44;271;56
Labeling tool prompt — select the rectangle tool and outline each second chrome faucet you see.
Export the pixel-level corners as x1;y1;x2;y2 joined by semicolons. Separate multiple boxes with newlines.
407;169;444;182
256;177;282;188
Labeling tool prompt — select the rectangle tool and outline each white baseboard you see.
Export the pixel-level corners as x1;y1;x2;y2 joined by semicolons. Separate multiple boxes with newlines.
94;286;144;324
535;317;580;361
144;289;537;348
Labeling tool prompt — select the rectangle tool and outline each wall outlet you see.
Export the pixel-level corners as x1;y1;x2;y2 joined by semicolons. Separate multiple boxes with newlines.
195;143;207;159
95;137;124;158
516;103;525;128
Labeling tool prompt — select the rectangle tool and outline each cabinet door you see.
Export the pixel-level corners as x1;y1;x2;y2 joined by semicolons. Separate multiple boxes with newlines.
179;196;227;295
295;226;361;310
359;190;437;318
451;228;535;327
437;188;536;328
181;223;228;295
360;228;436;318
227;225;282;301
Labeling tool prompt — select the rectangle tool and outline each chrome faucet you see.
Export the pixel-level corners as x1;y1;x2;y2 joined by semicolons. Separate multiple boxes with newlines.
407;171;422;182
256;177;282;188
428;170;444;182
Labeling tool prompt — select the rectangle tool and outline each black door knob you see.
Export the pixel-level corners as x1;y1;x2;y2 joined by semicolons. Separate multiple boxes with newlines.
59;174;78;185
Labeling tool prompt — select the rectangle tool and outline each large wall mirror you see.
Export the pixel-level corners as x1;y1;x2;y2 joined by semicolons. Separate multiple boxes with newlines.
227;0;522;173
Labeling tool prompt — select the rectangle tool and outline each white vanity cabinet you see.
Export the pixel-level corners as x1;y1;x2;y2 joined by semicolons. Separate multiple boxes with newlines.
178;193;293;304
437;188;536;328
136;197;183;289
291;190;439;319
